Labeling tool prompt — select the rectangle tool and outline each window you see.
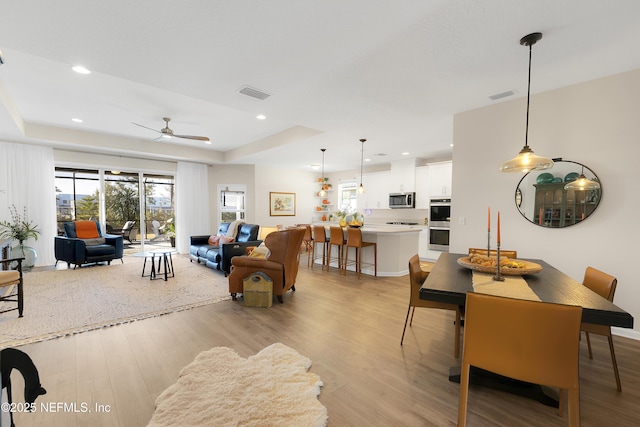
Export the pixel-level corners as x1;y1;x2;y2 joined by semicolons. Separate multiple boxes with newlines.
338;181;358;212
55;168;100;231
219;186;246;223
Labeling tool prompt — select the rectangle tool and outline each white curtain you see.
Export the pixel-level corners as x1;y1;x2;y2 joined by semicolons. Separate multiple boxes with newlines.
175;162;210;254
0;141;57;266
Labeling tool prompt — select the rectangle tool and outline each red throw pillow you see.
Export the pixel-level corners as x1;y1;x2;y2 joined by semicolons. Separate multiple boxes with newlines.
208;235;220;245
75;220;100;239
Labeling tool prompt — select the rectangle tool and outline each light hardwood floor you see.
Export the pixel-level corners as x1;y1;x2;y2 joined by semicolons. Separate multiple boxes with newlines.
7;258;640;426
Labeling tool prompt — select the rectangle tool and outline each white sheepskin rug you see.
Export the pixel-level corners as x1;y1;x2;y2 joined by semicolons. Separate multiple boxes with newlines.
148;343;328;427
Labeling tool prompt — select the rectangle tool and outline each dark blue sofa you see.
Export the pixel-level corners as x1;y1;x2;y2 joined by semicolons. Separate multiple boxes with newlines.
189;222;261;276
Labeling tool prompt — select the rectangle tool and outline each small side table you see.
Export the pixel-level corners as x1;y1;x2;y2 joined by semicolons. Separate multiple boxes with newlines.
132;249;177;281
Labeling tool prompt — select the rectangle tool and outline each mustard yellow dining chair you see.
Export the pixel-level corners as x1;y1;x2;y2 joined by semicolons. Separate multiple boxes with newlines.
581;266;621;392
401;254;462;358
0;257;24;317
458;292;582;427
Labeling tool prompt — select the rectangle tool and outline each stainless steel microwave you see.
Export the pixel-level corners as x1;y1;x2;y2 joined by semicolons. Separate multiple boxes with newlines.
389;192;415;209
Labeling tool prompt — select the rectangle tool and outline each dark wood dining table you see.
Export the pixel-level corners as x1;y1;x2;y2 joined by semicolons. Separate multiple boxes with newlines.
419;252;634;406
420;252;633;328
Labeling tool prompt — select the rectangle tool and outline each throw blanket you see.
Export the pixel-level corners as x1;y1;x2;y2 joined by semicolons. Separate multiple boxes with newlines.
226;219;245;238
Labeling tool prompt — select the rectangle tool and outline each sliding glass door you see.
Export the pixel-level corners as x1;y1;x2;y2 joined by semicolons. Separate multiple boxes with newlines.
55;167;175;249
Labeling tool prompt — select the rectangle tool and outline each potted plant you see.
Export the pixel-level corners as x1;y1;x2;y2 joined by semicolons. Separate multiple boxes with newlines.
165;221;176;247
336;209;349;227
0;205;40;270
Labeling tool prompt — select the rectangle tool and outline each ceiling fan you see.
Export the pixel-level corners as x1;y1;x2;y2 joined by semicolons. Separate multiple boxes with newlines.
132;117;210;143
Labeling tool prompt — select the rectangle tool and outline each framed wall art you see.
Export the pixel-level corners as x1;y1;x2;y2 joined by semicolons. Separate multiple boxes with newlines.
269;192;296;216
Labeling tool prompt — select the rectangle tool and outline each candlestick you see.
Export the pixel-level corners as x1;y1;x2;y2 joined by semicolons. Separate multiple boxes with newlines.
497;211;501;244
487;207;491;256
492;242;505;282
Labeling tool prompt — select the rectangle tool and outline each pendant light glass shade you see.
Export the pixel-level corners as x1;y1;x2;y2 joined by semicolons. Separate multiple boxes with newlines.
500;32;553;173
564;167;601;191
357;139;366;194
500;145;554;173
318;148;327;197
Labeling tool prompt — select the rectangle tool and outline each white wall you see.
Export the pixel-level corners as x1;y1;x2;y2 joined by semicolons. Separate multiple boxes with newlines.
208;164;256;230
452;68;640;338
253;165;317;227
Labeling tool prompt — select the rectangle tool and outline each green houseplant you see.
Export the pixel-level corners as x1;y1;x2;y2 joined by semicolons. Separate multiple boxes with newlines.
165;220;176;247
0;205;41;270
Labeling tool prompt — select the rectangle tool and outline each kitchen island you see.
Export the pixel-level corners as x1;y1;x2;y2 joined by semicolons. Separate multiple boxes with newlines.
314;224;421;277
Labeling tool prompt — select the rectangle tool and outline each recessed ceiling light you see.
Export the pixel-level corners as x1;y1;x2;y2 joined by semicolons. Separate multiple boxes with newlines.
256;114;266;120
310;164;320;170
450;143;454;147
72;65;91;74
204;140;212;145
402;152;410;156
365;158;371;162
71;118;83;123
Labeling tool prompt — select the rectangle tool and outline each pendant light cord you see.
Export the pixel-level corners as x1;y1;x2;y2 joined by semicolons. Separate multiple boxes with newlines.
525;42;532;148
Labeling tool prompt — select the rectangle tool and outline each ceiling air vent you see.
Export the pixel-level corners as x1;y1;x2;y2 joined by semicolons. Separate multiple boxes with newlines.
489;90;514;101
238;86;271;100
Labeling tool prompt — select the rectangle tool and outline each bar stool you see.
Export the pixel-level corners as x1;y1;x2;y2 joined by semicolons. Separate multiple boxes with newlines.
343;227;377;279
311;225;328;270
301;224;313;254
327;226;346;272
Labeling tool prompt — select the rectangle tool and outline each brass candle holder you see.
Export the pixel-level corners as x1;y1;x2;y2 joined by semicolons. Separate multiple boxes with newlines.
487;229;491;257
492;243;505;282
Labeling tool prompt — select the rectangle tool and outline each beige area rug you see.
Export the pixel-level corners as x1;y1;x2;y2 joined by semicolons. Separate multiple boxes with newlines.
148;343;327;427
0;254;230;347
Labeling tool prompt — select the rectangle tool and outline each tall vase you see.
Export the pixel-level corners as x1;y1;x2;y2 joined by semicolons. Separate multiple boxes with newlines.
12;242;37;271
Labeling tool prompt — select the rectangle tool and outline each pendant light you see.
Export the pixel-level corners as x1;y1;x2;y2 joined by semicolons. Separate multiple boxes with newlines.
318;148;327;197
500;32;554;173
357;139;366;194
564;166;601;191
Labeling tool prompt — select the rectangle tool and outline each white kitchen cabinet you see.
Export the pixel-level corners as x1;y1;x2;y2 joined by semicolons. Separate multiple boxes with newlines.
428;161;452;197
415;166;430;209
390;158;417;193
357;171;391;209
418;228;429;259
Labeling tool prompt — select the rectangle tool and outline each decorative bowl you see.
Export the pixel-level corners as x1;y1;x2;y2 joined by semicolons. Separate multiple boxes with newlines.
457;256;542;276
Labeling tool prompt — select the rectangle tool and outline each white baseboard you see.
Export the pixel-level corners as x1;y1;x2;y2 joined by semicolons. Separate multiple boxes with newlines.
612;327;640;341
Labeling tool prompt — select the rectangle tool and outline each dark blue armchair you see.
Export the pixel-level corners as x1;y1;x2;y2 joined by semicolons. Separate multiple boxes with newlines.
54;220;124;268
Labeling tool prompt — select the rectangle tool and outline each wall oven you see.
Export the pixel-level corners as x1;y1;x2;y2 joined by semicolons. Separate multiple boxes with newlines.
429;198;451;251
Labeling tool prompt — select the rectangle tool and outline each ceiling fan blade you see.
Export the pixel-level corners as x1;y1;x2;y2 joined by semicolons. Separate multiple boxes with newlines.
132;122;162;134
173;134;210;142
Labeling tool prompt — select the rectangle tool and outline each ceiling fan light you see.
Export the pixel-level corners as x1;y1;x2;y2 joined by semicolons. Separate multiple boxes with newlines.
500;145;554;173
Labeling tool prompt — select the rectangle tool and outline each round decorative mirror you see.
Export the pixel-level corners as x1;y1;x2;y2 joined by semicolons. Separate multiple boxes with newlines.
515;160;602;227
